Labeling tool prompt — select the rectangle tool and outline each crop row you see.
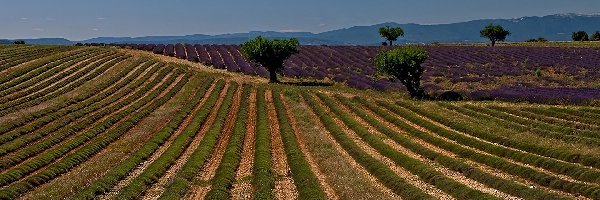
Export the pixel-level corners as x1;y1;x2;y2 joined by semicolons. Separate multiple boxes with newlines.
317;93;496;199
377;100;600;198
73;77;216;199
301;92;435;200
504;107;599;132
396;100;600;172
453;104;600;147
343;96;565;199
0;48;99;85
477;105;600;141
157;82;237;200
0;46;71;71
0;69;191;199
117;80;231;199
524;107;600;127
0;50;113;97
205;84;252;199
0;54;130;116
0;66;178;185
271;90;327;199
0;61;161;161
249;87;273;200
0;52;119;104
0;58;151;139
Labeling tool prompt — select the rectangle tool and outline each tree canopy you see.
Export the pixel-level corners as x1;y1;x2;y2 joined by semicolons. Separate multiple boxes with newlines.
572;31;589;41
480;24;510;46
590;31;600;41
374;45;428;99
240;36;299;83
379;26;404;46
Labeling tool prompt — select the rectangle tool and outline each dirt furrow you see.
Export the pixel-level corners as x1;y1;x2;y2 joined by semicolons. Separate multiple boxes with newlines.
280;93;339;200
187;83;243;199
377;102;590;198
98;80;219;199
313;95;453;200
300;95;399;200
140;83;231;200
266;90;299;200
230;89;257;200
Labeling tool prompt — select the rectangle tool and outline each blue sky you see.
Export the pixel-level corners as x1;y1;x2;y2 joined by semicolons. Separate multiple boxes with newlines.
1;0;599;40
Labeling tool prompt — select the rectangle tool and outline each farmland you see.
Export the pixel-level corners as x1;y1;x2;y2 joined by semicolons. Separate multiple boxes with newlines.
1;44;600;200
120;43;600;104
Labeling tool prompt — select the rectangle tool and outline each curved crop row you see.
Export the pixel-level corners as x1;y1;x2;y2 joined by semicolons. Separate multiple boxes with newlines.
0;54;130;116
157;82;238;200
316;93;496;200
524;107;600;127
0;48;100;85
73;77;216;199
301;92;435;200
343;96;566;199
0;46;71;72
0;66;179;185
0;70;191;199
378;100;600;199
0;50;114;97
0;52;119;104
395;100;600;173
0;58;151;139
204;84;252;199
0;62;162;161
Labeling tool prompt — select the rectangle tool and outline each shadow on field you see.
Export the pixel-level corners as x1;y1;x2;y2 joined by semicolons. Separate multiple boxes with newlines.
280;81;334;87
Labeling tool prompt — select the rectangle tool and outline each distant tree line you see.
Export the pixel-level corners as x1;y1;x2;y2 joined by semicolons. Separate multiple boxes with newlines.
572;31;600;41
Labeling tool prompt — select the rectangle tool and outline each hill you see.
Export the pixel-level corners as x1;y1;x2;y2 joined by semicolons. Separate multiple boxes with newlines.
1;45;600;199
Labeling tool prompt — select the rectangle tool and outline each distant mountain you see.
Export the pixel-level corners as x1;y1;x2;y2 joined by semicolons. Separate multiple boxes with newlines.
4;13;600;45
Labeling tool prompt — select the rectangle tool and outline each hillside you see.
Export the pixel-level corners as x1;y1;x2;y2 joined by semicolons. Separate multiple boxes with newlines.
1;46;600;199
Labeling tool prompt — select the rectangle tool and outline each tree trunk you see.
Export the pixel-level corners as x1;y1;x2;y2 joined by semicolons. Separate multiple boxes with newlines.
389;40;393;46
269;69;278;83
491;40;496;47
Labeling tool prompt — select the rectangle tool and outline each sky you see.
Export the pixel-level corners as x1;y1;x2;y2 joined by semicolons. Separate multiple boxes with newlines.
1;0;600;41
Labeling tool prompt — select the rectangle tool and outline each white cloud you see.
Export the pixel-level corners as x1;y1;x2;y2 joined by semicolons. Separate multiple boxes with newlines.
20;17;28;20
280;29;302;32
33;28;44;31
96;17;105;20
46;17;56;21
319;23;326;27
92;28;99;31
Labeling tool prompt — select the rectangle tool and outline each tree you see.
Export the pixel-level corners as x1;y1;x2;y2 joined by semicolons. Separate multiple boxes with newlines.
591;31;600;41
13;40;26;44
572;31;589;41
378;26;404;46
240;36;299;83
374;45;429;99
480;24;510;46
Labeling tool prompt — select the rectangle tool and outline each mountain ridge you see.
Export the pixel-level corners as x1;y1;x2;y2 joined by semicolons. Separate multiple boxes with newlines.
4;13;600;45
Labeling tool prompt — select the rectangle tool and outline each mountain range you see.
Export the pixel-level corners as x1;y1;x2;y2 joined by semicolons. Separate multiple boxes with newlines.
4;13;600;45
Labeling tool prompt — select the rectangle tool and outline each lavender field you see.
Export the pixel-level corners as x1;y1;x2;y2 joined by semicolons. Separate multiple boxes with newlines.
124;43;600;104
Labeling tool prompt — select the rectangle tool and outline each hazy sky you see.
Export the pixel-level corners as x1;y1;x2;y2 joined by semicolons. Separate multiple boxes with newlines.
1;0;600;40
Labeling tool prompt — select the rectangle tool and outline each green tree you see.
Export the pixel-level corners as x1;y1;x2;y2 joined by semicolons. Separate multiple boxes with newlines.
591;31;600;41
13;40;26;45
572;31;589;41
480;24;510;46
378;26;404;46
240;36;299;83
374;46;429;99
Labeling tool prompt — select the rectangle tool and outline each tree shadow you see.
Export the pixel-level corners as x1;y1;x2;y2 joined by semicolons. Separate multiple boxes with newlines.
279;80;334;87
